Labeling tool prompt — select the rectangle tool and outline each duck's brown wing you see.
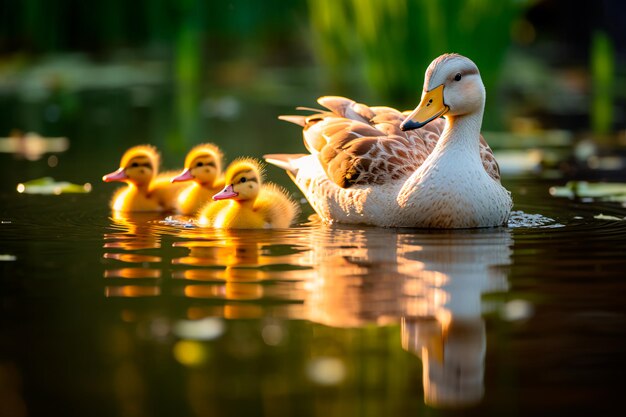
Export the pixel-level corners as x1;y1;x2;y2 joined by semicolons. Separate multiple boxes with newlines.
280;96;499;188
479;136;501;181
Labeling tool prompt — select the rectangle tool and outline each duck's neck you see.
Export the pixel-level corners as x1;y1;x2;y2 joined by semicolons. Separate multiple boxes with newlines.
434;109;484;160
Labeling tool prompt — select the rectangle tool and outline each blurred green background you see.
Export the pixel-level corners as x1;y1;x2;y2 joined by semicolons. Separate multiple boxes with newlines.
1;3;626;417
0;0;624;173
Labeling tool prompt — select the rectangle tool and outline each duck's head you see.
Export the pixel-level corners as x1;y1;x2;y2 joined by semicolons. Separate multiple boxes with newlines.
212;158;262;202
171;143;223;186
401;54;485;131
102;145;159;187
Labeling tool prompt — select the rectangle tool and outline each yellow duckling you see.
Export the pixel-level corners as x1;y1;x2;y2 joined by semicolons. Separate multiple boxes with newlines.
170;143;225;215
102;145;184;212
197;158;299;229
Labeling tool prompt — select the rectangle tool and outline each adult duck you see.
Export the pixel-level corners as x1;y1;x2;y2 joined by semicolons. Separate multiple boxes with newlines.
197;158;299;229
102;145;183;212
265;53;512;228
171;143;225;215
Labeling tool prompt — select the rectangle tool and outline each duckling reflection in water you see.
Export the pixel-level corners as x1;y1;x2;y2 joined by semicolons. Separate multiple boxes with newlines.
173;233;272;318
172;228;312;320
197;158;299;229
103;145;185;212
170;143;225;215
103;211;164;296
103;211;163;251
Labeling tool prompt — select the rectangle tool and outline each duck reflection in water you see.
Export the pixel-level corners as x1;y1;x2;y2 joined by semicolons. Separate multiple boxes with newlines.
304;226;511;408
400;230;511;408
100;212;512;409
102;211;164;297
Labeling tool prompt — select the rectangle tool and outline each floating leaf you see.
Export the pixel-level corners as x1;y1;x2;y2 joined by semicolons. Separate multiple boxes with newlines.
594;214;625;221
16;177;92;195
549;181;626;199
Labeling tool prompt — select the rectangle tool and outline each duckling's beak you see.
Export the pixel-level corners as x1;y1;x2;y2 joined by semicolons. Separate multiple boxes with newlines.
400;85;449;131
103;168;128;182
171;168;194;183
213;184;238;201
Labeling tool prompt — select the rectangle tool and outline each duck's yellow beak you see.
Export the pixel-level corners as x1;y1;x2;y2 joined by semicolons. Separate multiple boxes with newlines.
400;85;449;131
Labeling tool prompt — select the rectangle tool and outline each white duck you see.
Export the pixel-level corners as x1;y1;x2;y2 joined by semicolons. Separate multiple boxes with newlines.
265;53;512;228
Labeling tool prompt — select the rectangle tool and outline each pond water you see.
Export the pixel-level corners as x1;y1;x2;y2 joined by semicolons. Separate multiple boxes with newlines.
2;146;625;417
1;79;626;417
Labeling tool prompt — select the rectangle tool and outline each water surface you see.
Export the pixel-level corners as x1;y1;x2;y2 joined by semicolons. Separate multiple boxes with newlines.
2;163;625;417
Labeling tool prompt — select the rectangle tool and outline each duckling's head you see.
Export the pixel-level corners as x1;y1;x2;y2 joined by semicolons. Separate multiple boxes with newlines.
212;158;262;202
171;143;223;186
401;54;484;131
103;145;159;187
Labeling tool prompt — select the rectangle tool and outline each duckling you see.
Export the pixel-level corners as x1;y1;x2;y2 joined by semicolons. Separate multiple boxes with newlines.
102;145;184;212
197;158;299;229
170;143;225;215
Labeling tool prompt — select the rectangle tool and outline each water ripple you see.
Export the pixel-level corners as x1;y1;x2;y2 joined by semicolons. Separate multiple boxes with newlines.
508;210;562;228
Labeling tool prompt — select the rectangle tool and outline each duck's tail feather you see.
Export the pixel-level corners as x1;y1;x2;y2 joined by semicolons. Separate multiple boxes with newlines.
296;106;324;113
278;115;307;126
318;96;374;122
264;153;307;175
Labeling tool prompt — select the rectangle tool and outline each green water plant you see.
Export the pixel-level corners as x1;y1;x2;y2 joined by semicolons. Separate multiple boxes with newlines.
591;31;615;138
307;0;531;108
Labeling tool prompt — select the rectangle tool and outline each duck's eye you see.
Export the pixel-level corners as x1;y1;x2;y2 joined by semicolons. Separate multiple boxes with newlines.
454;73;462;81
196;161;204;167
240;177;247;183
130;162;139;168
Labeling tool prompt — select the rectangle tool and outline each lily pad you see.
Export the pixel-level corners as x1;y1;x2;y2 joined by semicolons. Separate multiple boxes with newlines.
594;214;625;221
17;177;92;195
549;181;626;199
